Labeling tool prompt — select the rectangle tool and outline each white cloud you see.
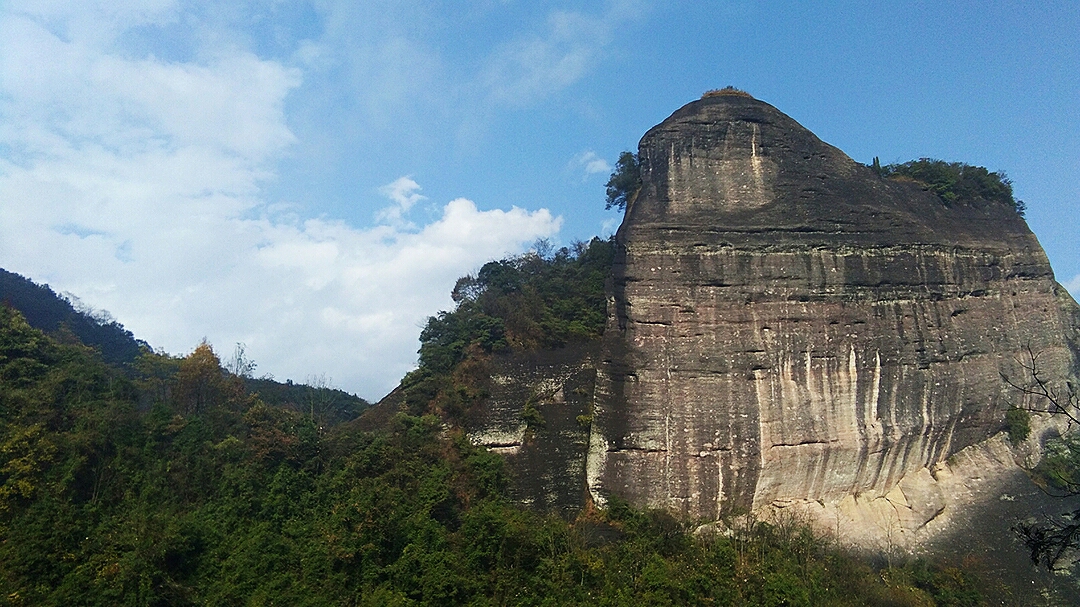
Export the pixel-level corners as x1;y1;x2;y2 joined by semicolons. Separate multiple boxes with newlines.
480;2;644;105
6;0;179;46
300;1;645;148
482;10;603;104
571;151;612;179
600;217;621;236
303;4;453;136
0;3;563;399
376;176;426;227
379;177;425;210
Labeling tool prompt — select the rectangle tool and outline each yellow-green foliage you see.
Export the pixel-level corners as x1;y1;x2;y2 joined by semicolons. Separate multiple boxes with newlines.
702;86;753;98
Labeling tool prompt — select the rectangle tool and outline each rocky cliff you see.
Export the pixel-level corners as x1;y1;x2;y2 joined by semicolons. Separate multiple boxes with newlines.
584;93;1080;547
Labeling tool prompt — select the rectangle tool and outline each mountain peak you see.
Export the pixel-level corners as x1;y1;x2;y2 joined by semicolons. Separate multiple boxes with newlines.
628;95;1031;250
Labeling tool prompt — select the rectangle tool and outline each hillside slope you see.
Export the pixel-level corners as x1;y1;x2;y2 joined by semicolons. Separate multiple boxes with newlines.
0;268;144;366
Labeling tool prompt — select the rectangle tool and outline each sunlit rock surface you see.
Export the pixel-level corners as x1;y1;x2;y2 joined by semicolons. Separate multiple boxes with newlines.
586;94;1080;538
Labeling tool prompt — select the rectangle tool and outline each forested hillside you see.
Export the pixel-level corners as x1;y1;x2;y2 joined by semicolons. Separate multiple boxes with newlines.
0;268;144;367
0;156;1052;603
1;275;995;605
387;238;613;422
0;267;369;424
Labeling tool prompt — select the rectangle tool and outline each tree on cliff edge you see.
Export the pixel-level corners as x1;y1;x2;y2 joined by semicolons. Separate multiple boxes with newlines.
605;151;641;212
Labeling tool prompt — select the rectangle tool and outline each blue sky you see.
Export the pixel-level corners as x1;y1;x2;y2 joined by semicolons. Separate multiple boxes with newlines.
1;1;1077;399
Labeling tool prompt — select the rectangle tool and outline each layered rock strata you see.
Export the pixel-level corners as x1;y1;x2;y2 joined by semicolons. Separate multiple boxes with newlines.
586;94;1080;538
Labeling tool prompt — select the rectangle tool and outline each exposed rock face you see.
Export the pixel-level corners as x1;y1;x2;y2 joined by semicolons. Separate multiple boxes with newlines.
456;94;1080;562
587;94;1080;536
464;344;598;515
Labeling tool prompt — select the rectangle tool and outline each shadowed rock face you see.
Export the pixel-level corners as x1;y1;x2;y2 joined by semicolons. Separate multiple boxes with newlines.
464;344;598;516
587;94;1080;522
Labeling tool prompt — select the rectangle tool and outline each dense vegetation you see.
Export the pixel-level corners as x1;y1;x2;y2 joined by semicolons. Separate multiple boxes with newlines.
1020;432;1080;571
0;268;369;425
243;376;368;427
1;302;1003;605
1035;435;1080;496
395;238;613;419
0;268;145;367
872;158;1027;216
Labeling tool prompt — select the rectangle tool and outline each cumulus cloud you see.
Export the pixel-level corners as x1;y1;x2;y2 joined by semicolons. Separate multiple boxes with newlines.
0;3;562;399
241;195;560;397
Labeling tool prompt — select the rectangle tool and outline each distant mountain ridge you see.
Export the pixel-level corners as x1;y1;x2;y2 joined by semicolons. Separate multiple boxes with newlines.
0;267;145;367
0;267;370;418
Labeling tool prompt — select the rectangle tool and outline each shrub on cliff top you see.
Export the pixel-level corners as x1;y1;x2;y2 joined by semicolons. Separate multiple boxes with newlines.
702;86;752;98
877;157;1027;217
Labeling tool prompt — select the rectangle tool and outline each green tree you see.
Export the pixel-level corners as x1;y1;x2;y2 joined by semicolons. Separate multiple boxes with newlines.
871;156;885;177
605;151;641;211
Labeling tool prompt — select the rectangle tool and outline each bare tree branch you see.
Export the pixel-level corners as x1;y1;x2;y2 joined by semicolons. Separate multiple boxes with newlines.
1003;344;1080;570
1015;508;1080;572
1000;344;1080;426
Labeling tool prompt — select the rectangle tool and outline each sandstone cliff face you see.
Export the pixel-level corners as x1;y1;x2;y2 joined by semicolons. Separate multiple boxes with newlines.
464;344;597;515
587;94;1080;532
